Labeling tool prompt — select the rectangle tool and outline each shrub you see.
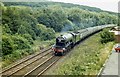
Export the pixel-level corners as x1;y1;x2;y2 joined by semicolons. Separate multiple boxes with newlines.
2;34;31;56
43;28;55;40
37;24;55;40
11;35;31;50
21;34;34;44
2;35;14;55
100;29;114;43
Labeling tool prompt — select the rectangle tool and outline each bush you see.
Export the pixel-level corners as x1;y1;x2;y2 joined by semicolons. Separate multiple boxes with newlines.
21;34;34;44
100;29;114;44
11;35;31;50
37;24;55;40
2;35;14;55
2;34;31;56
43;28;55;40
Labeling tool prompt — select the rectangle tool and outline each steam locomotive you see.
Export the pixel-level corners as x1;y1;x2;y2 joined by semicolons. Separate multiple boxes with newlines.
52;25;115;56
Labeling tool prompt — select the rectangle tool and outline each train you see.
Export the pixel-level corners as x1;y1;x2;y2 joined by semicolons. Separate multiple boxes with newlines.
52;25;115;56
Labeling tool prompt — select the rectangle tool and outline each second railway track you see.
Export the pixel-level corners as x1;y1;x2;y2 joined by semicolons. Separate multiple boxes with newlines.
2;47;52;76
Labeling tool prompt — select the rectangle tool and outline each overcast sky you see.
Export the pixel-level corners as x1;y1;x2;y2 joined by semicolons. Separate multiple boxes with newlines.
49;0;119;12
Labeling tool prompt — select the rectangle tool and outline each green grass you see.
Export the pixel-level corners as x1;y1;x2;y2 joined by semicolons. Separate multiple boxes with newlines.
50;32;114;75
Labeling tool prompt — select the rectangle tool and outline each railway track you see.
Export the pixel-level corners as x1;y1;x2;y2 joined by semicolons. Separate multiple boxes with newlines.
23;56;61;77
2;47;52;76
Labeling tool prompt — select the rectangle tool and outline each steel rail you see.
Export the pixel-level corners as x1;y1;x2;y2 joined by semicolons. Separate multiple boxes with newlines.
23;55;54;77
36;57;61;76
2;47;51;74
8;51;53;76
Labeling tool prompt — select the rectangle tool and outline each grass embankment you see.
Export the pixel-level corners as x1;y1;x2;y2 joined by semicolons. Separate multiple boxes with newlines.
51;33;114;75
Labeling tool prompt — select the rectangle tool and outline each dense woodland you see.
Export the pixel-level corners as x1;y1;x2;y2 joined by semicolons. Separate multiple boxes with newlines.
1;2;119;66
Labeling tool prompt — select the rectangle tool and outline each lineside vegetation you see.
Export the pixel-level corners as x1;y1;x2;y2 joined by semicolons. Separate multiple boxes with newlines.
100;29;115;44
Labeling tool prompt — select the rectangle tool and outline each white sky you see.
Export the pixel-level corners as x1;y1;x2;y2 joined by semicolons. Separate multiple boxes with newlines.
49;0;119;12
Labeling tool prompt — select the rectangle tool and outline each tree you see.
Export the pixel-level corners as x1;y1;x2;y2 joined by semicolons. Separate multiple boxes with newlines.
11;35;31;50
21;34;33;44
2;34;14;55
37;24;55;40
37;5;67;32
2;24;11;34
100;29;114;44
